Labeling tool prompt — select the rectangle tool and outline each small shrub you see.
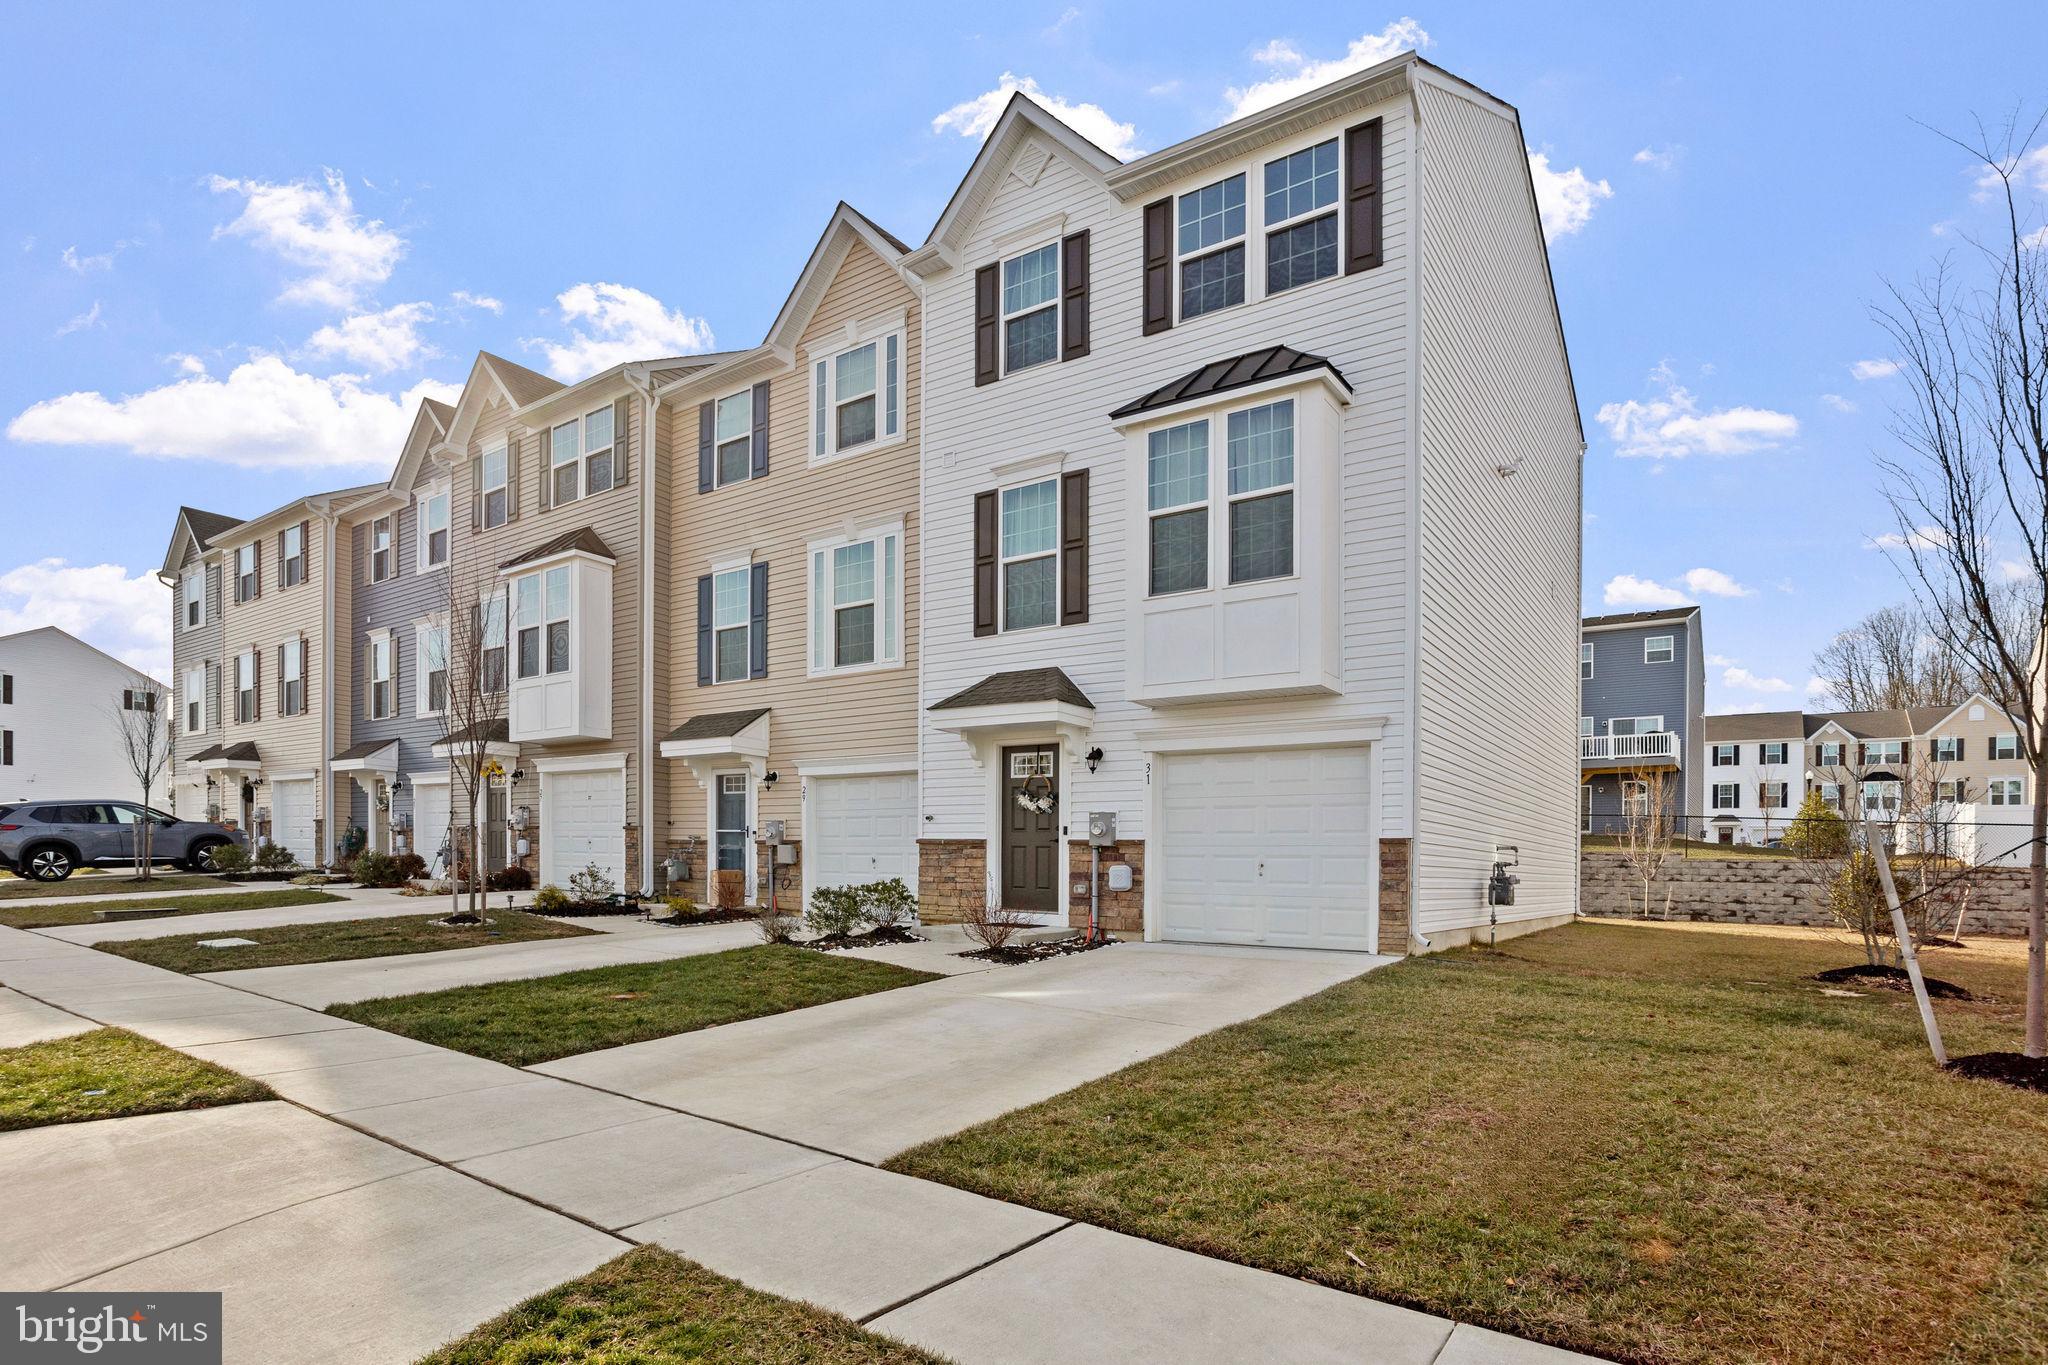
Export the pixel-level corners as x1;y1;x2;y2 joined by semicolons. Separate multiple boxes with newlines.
254;842;297;871
664;896;701;918
567;862;618;906
963;895;1031;953
807;884;871;938
863;878;918;929
1785;791;1851;859
756;902;798;944
392;852;427;881
711;868;746;910
208;842;252;874
488;866;534;891
532;884;572;913
349;849;404;888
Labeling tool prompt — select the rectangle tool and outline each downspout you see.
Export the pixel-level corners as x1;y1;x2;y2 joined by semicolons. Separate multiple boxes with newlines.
1401;70;1426;954
320;503;338;868
627;368;661;898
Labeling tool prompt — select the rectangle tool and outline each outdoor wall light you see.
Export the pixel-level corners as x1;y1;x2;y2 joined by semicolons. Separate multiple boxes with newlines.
1086;747;1104;774
763;771;780;788
509;768;526;783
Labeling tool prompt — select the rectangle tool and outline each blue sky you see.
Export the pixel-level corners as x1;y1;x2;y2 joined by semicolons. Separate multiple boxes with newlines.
4;3;2045;704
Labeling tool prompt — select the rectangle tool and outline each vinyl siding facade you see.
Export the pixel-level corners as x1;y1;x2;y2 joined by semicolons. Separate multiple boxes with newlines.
0;628;166;806
168;535;226;820
1579;612;1704;836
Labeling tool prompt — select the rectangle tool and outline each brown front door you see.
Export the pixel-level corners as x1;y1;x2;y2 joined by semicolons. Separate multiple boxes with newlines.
1001;745;1059;913
485;781;509;875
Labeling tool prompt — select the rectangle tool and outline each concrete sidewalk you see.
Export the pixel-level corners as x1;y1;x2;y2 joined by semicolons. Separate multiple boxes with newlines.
0;923;1598;1364
38;890;436;945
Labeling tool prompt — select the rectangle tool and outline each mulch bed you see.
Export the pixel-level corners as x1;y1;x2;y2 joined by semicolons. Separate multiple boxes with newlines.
1814;963;1973;1000
803;925;927;952
961;934;1116;964
646;908;756;927
1946;1051;2048;1094
539;901;645;919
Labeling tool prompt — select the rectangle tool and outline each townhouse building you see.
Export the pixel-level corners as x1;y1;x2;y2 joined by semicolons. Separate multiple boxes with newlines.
0;627;167;804
654;204;924;910
162;506;239;821
1579;607;1705;836
906;54;1583;955
1703;695;2034;861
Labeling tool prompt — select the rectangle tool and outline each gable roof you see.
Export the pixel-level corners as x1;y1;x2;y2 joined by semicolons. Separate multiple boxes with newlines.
1582;607;1699;632
1108;346;1349;421
209;482;383;548
1703;711;1806;743
159;505;245;577
381;394;456;502
479;351;565;407
0;625;164;688
664;707;771;744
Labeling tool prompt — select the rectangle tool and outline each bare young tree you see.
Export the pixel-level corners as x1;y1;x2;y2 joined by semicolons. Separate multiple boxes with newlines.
1873;112;2048;1056
430;561;509;925
1812;602;1970;711
107;675;171;881
1618;767;1679;919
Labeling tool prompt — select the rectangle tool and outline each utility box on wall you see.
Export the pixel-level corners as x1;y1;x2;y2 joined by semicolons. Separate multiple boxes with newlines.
1087;812;1118;847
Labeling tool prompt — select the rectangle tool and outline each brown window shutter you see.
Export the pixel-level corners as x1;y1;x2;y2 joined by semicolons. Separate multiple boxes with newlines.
276;644;285;714
1344;117;1384;274
253;540;262;598
750;380;770;480
507;433;521;521
614;396;632;486
973;264;999;386
300;520;311;585
1059;469;1089;625
301;635;311;715
972;490;998;637
253;649;261;722
470;456;483;530
537;427;553;512
1142;198;1173;335
1061;230;1090;361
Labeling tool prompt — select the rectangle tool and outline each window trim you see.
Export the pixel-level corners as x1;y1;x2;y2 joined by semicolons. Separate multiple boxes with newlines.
234;648;256;725
481;444;510;529
709;563;753;684
1145;419;1210;598
1760;742;1788;765
368;630;394;721
279;636;305;717
1609;715;1665;736
1579;642;1593;679
417;480;451;572
1710;743;1738;766
1865;740;1904;765
1139;397;1301;601
370;515;394;583
1175;171;1248;323
182;569;206;630
281;523;305;589
806;522;905;677
999;242;1061;376
1990;777;2025;806
479;589;508;696
713;386;755;487
414;619;448;719
234;544;257;603
1992;734;2021;761
511;565;575;680
1712;782;1740;810
997;475;1061;634
183;665;205;737
1643;634;1674;664
1261;135;1342;297
810;321;907;464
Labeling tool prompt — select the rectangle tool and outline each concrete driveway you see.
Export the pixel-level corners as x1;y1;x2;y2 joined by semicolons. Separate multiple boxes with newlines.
536;940;1389;1161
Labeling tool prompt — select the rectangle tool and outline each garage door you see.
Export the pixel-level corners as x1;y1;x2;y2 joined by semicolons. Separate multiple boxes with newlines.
544;768;625;891
268;779;316;868
1158;747;1374;951
410;781;451;875
808;772;918;893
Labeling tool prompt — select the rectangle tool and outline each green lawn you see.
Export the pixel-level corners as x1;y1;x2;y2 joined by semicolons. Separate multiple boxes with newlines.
889;921;2048;1365
0;887;343;931
0;871;233;904
99;910;593;974
331;944;937;1066
0;1027;273;1131
419;1246;943;1364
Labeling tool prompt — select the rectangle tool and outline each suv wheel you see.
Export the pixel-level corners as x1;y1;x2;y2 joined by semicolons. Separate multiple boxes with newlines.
189;840;229;873
25;845;75;881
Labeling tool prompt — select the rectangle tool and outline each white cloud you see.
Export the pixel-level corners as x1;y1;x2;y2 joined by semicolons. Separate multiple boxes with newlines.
1805;675;1831;697
1224;20;1430;119
304;301;436;372
61;242;129;274
2024;225;2048;251
528;283;715;382
55;301;103;337
167;353;208;377
207;169;404;308
1632;145;1679;171
1527;151;1614;240
1820;392;1856;413
1999;558;2035;581
1867;525;1948;552
1682;567;1753;598
1706;653;1735;667
450;290;503;314
6;355;456;471
1976;146;2048;198
1722;666;1794;694
1603;574;1693;609
0;559;171;680
932;73;1144;160
1596;364;1799;458
1850;358;1900;381
1043;6;1082;38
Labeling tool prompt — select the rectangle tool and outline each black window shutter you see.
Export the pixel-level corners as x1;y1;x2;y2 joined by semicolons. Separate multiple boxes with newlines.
537;427;553;512
1344;116;1384;274
300;520;311;585
1059;469;1089;625
122;688;132;711
1142;198;1173;335
973;491;998;637
614;396;632;486
973;264;999;386
1061;230;1090;361
1900;740;1910;767
253;540;261;598
1956;737;1966;761
507;435;521;521
696;575;713;687
750;380;770;480
748;562;769;679
470;457;483;530
698;402;715;494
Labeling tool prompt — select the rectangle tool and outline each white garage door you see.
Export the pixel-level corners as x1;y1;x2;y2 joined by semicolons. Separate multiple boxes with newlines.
411;781;451;875
808;773;918;893
1158;747;1374;951
544;768;625;891
268;779;316;868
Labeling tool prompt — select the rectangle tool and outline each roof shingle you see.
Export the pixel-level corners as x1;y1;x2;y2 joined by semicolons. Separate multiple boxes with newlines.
1108;346;1349;421
930;668;1093;712
664;708;770;743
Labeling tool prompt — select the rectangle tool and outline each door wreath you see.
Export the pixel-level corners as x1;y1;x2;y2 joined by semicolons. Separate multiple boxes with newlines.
1014;774;1057;815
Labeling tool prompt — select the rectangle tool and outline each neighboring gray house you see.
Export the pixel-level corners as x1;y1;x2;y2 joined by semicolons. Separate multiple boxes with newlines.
331;399;457;866
1580;607;1704;835
159;505;242;823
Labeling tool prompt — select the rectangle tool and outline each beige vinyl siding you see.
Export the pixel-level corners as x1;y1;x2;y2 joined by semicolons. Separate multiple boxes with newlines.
218;514;333;845
1924;703;2032;807
169;534;226;798
661;238;923;859
1411;72;1583;936
916;104;1416;844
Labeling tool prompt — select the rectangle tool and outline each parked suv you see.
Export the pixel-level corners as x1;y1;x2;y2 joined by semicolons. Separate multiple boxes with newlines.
0;802;247;881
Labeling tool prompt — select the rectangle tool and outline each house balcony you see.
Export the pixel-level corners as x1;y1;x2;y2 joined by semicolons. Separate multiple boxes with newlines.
1581;732;1681;772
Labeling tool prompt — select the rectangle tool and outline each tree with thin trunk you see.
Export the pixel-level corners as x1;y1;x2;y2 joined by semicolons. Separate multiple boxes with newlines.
1872;111;2048;1057
1812;602;1970;711
107;676;170;882
429;559;509;926
1618;767;1678;919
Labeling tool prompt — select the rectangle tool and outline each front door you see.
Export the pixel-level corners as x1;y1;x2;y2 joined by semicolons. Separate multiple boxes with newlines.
1001;746;1059;914
484;780;509;876
715;774;749;876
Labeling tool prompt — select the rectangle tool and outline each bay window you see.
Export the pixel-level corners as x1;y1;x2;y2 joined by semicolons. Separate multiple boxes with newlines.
712;566;751;683
1000;479;1058;630
1226;401;1295;583
809;527;902;673
1177;173;1246;319
514;575;541;680
511;568;572;681
1147;421;1208;595
1001;244;1059;373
